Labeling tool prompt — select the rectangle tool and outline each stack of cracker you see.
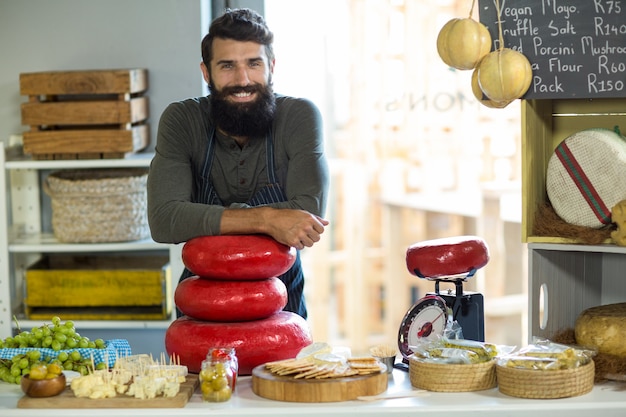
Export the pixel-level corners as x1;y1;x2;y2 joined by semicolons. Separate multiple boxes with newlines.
264;355;383;380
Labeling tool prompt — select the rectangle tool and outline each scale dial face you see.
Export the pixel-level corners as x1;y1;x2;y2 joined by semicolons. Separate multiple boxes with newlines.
398;295;448;360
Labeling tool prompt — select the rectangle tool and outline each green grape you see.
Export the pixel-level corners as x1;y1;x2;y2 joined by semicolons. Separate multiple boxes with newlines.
65;337;77;348
52;325;64;336
54;332;67;344
57;351;69;362
51;340;62;351
95;362;107;370
94;339;105;349
42;335;53;347
51;316;61;326
65;320;74;329
26;350;41;361
78;338;89;349
10;364;21;377
70;350;81;362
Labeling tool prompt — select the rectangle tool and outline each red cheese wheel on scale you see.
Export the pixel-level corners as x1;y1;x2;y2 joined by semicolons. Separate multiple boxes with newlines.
174;276;288;322
406;235;489;279
165;312;312;375
182;235;297;280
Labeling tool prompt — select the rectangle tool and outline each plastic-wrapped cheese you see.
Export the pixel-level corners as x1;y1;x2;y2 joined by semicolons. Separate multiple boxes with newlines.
575;302;626;357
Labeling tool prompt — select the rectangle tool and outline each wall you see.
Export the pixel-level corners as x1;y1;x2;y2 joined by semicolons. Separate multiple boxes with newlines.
0;0;210;149
0;0;211;357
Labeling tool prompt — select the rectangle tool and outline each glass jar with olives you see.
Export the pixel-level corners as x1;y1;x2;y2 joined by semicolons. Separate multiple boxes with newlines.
199;347;238;402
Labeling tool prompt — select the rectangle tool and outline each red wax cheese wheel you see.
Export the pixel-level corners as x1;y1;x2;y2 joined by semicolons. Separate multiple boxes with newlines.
182;234;297;280
406;235;489;278
174;276;288;322
165;312;312;375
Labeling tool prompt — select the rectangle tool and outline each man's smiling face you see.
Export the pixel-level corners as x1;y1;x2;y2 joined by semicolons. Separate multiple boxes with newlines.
202;38;277;139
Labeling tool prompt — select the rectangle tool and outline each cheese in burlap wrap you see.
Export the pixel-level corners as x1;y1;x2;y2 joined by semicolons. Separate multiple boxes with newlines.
546;127;626;228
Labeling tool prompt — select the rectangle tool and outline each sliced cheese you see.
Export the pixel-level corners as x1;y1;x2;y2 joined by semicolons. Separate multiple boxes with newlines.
312;353;347;366
296;342;332;360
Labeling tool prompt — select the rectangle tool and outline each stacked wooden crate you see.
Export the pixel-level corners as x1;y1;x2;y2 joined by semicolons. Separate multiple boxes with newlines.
24;255;172;320
19;69;149;159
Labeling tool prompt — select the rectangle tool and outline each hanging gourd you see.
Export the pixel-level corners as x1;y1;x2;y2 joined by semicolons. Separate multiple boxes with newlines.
436;0;491;70
477;48;532;102
471;67;512;109
476;0;532;103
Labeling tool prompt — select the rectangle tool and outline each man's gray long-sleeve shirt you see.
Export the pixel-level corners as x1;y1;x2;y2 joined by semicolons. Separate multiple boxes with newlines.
147;94;330;244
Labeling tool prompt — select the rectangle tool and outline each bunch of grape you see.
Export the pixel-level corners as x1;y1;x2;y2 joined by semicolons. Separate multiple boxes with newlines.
0;316;105;351
0;350;42;384
0;316;108;384
0;349;107;384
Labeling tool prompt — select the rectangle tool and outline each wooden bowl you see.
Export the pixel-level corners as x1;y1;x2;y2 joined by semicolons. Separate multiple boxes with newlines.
20;373;67;398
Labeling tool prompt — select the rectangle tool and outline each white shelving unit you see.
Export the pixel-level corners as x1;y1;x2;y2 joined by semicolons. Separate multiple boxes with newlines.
527;242;626;341
0;144;183;352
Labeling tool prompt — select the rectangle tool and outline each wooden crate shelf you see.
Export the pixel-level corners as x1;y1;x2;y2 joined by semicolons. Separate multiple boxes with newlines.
19;69;149;160
521;98;626;243
19;68;148;96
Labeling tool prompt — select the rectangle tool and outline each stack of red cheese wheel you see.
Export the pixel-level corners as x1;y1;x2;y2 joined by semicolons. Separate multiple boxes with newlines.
164;235;313;375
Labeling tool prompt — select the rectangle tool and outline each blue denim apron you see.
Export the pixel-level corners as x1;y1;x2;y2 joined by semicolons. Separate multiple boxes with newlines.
177;127;307;319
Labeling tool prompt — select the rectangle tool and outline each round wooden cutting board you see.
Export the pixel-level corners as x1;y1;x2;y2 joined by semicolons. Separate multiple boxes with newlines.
251;365;388;402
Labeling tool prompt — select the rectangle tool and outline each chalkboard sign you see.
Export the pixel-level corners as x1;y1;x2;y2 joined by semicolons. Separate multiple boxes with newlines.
478;0;626;99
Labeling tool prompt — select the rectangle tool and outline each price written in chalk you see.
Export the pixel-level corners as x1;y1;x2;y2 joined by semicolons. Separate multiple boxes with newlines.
479;0;626;99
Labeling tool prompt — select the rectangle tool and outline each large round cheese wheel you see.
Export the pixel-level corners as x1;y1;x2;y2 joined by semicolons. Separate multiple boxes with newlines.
174;276;287;322
406;235;489;279
547;128;626;228
575;302;626;357
182;235;297;280
165;312;312;375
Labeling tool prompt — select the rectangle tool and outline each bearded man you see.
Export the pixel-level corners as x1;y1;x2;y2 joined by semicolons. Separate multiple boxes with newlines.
147;8;330;319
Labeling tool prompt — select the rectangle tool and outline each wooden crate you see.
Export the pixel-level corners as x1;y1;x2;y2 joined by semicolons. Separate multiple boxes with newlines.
24;254;171;320
521;98;626;243
19;69;149;160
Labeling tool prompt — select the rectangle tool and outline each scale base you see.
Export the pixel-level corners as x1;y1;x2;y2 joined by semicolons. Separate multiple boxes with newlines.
429;290;485;342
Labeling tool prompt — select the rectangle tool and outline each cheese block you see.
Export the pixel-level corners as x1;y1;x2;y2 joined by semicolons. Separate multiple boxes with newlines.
174;276;287;322
406;236;489;279
181;235;297;280
575;302;626;357
546;127;626;228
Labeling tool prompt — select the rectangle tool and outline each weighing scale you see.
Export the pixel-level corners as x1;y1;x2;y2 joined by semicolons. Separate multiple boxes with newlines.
395;236;489;371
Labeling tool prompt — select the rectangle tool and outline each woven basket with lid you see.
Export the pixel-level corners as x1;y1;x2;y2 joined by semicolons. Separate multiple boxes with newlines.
496;360;595;399
45;168;150;243
408;356;496;392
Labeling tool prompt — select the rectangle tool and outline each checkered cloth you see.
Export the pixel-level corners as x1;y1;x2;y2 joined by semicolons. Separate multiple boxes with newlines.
0;339;131;368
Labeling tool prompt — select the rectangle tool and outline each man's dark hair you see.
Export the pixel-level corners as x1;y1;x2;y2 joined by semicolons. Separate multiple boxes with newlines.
201;8;274;68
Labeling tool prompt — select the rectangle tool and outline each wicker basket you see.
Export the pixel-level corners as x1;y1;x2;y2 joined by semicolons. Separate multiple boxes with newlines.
496;360;595;399
409;356;496;392
44;168;150;243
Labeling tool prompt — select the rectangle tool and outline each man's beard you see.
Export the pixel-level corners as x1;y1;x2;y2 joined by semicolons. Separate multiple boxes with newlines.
209;82;276;138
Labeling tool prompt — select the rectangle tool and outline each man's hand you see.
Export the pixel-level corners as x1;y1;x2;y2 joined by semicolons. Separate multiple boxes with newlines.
264;209;329;250
220;207;329;250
